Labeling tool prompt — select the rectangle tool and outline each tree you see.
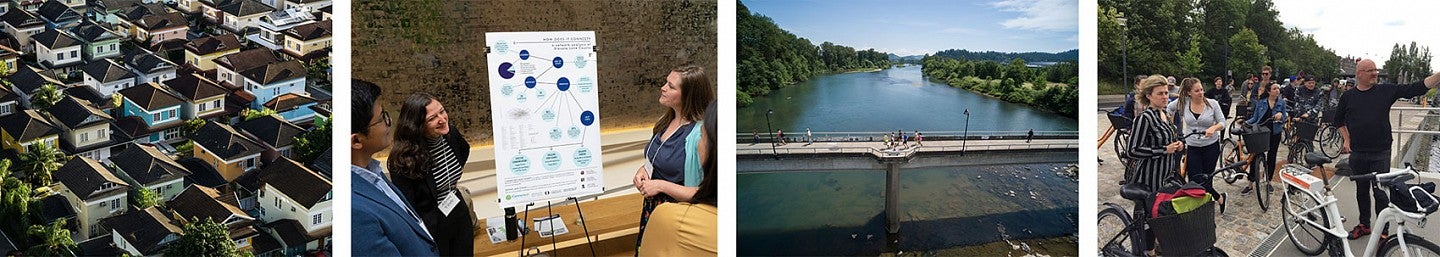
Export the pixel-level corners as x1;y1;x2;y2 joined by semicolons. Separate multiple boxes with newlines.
1;168;32;239
130;187;159;209
1227;28;1268;79
305;56;332;88
184;118;207;136
241;108;277;121
31;84;62;109
165;218;242;257
18;143;66;187
26;220;75;256
292;115;331;164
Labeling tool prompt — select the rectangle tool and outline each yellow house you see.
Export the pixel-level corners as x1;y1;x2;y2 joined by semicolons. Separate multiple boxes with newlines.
0;109;61;154
281;20;330;59
166;184;260;252
190;122;264;181
52;156;130;240
183;34;241;71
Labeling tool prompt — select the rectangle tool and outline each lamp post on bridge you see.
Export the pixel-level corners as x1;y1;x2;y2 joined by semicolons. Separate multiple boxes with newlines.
766;108;777;159
962;109;969;155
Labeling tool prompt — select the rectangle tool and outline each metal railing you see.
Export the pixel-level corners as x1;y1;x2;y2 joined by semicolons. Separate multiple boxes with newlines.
735;142;1079;156
736;130;1078;144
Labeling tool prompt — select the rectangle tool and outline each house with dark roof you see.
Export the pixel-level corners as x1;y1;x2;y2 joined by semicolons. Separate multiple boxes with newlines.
0;8;44;52
7;63;65;108
166;73;228;120
8;0;42;13
31;27;83;72
191;122;263;181
64;85;118;111
69;21;122;61
259;218;328;255
82;58;137;96
123;48;177;84
130;12;185;46
239;60;306;110
165;184;261;252
76;235;126;256
112;3;169;32
218;0;274;33
262;92;314;123
117;82;186;144
45;96;119;159
101;206;180;255
281;19;329;59
0;109;60;154
254;157;330;252
35;0;80;29
87;0;145;25
184;33;240;71
249;8;311;51
214;47;277;88
235;114;302;162
52;156;130;240
37;193;78;230
110;143;190;200
283;0;331;13
0;86;18;117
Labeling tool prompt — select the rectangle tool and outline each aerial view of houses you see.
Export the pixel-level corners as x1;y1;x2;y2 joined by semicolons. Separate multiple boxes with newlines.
0;0;332;255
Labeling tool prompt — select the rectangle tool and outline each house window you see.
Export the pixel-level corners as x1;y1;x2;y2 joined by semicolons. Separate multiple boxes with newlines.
167;110;176;119
109;198;121;210
70;50;76;58
55;53;61;60
312;213;322;225
164;128;180;140
110;44;116;51
273;197;279;207
81;132;88;142
152;113;160;121
272;88;279;96
0;103;11;114
280;148;290;157
212;100;221;109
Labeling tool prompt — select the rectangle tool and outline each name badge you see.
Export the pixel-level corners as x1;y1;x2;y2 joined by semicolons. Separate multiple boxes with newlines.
439;191;460;216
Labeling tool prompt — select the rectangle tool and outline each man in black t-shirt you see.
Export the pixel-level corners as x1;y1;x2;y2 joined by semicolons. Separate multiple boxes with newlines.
1207;76;1233;118
1334;59;1440;240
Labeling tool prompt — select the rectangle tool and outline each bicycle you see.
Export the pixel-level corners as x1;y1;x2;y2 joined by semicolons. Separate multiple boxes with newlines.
1218;117;1276;212
1101;109;1135;169
1100;131;1243;257
1279;152;1440;256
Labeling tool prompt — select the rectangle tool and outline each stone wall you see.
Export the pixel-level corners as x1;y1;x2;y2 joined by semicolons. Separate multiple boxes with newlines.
353;0;718;143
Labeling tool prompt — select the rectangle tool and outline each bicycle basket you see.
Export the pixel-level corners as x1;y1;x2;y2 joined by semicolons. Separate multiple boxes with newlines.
1151;201;1218;256
1390;181;1439;214
1293;121;1319;142
1108;110;1134;130
1240;124;1271;152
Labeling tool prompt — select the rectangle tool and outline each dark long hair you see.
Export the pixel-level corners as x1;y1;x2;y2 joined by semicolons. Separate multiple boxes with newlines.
688;102;718;206
387;93;440;179
652;65;715;135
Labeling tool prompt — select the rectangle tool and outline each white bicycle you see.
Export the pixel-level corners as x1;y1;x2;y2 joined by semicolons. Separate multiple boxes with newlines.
1279;152;1440;257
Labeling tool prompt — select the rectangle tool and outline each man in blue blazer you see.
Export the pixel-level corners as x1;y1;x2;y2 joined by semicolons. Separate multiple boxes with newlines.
351;80;439;256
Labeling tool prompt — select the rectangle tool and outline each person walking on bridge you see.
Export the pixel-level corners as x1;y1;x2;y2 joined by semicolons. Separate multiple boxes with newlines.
806;127;813;146
915;131;922;146
1027;129;1035;143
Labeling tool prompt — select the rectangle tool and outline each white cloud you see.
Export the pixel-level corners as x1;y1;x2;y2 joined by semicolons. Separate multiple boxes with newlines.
990;0;1078;31
1272;0;1440;70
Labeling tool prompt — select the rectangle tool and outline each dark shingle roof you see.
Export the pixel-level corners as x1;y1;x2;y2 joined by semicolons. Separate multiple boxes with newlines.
118;82;183;111
214;49;279;74
263;219;316;246
110;143;189;186
118;3;168;21
31;28;80;49
76;235;125;257
0;110;60;142
45;96;112;129
35;0;80;25
0;9;43;28
177;157;227;188
191;122;264;160
9;64;64;94
82;59;135;84
100;207;180;255
220;0;274;17
261;92;314;112
134;12;185;31
0;86;18;103
123;49;175;74
64;85;115;110
234;114;302;148
70;21;120;42
240;60;304;85
165;74;226;101
53;156;129;199
185;34;241;56
90;0;144;12
259;157;329;207
38;194;76;224
166;184;250;224
283;19;330;41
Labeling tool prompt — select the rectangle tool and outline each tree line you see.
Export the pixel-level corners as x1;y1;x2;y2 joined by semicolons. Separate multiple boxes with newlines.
932;49;1080;63
1097;0;1341;84
737;1;891;106
921;55;1080;118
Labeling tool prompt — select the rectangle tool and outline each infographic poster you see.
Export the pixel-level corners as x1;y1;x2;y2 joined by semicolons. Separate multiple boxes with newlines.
487;31;603;208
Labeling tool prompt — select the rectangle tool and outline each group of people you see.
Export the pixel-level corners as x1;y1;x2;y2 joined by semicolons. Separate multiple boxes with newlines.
882;130;922;149
1121;59;1440;253
351;65;718;256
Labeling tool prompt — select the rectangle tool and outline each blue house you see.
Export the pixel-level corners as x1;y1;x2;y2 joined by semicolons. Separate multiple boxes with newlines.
117;82;185;144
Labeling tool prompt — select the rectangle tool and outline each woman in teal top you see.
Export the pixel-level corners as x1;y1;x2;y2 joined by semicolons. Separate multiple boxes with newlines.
632;65;714;252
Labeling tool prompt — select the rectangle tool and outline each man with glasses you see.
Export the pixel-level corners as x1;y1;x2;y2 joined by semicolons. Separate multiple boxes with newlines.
1335;59;1440;240
351;79;439;256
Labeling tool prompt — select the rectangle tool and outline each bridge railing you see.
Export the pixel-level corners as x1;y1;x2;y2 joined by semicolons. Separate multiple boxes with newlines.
736;142;1079;155
736;130;1078;144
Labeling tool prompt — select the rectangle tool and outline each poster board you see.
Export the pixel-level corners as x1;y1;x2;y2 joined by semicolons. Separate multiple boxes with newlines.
486;31;604;208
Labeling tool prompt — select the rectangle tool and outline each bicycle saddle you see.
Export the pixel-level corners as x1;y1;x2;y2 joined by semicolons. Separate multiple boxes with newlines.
1305;152;1332;166
1121;183;1152;202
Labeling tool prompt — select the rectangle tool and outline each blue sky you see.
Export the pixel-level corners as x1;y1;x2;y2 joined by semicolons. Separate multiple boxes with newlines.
743;0;1078;56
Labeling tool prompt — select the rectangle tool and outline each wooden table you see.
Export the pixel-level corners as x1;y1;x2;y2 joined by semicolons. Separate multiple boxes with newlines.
475;193;643;257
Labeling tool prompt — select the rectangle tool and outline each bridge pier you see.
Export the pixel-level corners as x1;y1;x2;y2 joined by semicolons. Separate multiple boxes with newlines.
873;148;917;235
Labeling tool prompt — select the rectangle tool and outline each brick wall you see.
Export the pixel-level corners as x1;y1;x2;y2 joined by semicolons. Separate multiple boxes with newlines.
353;0;718;143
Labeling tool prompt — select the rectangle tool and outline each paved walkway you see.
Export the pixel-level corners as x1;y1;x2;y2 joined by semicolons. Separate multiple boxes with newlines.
1095;100;1434;256
736;138;1079;156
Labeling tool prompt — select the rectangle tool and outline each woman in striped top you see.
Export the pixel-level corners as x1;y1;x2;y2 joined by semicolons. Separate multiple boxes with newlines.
1127;75;1184;192
390;93;474;256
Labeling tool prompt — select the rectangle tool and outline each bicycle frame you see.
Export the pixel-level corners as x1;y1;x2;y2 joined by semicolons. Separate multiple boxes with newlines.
1281;165;1431;257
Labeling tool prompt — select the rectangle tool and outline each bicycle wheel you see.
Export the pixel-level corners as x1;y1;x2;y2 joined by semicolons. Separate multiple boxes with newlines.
1378;234;1440;257
1114;131;1132;169
1318;126;1341;158
1098;204;1135;257
1220;139;1244;184
1252;154;1271;212
1281;176;1331;256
